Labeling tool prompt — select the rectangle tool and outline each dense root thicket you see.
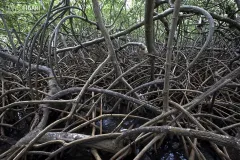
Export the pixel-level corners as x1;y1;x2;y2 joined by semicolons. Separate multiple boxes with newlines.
0;1;240;160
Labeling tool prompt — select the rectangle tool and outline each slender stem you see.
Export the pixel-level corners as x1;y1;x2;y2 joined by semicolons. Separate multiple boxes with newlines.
162;0;181;113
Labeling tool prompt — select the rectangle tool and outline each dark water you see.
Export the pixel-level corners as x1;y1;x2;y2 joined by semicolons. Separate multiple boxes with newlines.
0;117;220;160
96;117;138;132
94;118;219;160
156;138;187;160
